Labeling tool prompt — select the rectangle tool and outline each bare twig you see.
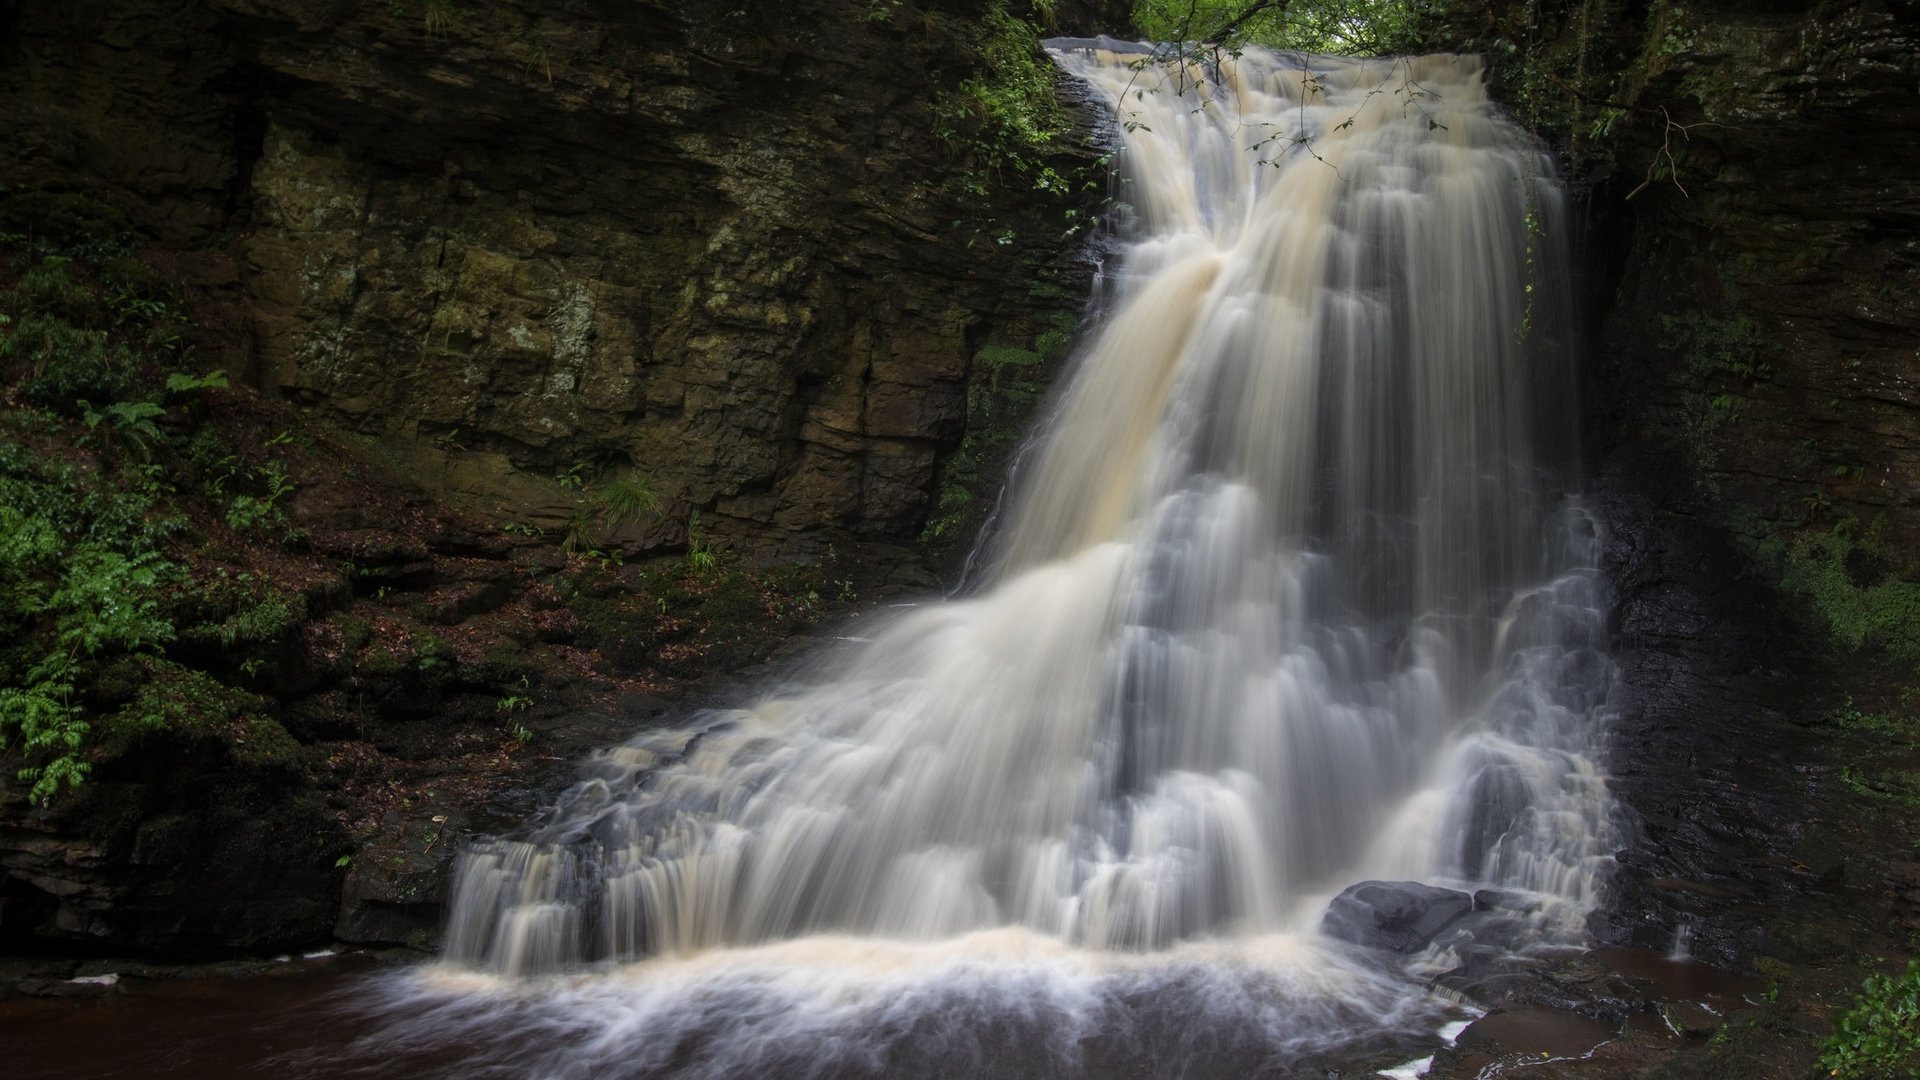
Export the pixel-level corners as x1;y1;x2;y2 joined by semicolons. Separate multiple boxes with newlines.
1626;106;1719;200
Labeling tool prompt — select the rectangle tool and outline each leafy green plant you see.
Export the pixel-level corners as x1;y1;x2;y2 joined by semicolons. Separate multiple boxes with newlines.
165;369;228;394
226;460;295;531
46;547;174;656
933;1;1070;198
0;536;176;802
7;314;131;409
0;681;88;802
1821;961;1920;1079
78;398;166;462
1833;697;1908;737
195;595;296;649
415;634;455;673
495;677;536;743
0;253;192;413
15;255;94;319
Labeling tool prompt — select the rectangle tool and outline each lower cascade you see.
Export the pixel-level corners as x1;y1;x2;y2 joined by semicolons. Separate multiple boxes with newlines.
415;42;1619;1074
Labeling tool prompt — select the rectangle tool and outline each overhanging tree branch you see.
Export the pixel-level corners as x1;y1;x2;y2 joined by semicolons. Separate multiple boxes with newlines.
1202;0;1291;45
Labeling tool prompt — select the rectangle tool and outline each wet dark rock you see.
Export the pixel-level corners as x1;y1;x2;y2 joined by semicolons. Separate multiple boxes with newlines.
0;763;344;954
1320;880;1473;953
1471;888;1543;914
1657;999;1725;1038
615;692;669;720
0;0;1106;559
333;813;460;949
1438;0;1920;554
1438;951;1645;1024
1427;1005;1619;1078
1582;453;1869;972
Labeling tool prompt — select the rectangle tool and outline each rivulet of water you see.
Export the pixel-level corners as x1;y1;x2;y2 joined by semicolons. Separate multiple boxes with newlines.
392;43;1618;1076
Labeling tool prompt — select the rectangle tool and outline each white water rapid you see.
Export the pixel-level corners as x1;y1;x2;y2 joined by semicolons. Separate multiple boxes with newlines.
380;44;1619;1079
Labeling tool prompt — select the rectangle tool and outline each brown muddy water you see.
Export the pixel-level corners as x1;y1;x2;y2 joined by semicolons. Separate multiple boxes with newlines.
2;954;420;1079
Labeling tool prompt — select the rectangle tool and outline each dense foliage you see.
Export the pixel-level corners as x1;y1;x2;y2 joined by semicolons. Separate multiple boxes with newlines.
933;0;1073;195
0;232;305;802
1130;0;1434;55
1822;961;1920;1079
1;250;178;800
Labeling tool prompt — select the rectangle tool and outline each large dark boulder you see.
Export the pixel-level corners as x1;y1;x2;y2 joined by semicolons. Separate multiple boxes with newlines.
1321;880;1474;953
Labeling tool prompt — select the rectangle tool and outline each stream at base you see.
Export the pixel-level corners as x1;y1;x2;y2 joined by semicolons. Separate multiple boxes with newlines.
0;943;1462;1079
12;942;1771;1078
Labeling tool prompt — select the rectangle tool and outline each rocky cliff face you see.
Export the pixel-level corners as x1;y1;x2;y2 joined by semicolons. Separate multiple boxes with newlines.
0;0;1109;956
3;0;1104;557
1442;0;1920;562
1592;1;1918;541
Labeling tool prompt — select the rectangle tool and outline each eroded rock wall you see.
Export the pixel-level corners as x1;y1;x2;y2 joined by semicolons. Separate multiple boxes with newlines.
0;0;1105;956
1441;0;1920;552
3;0;1103;556
1597;1;1919;546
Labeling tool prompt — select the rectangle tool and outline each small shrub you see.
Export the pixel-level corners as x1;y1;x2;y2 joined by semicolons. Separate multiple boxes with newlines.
0;542;175;802
1821;961;1920;1079
7;313;133;409
225;460;296;531
195;595;296;649
79;398;167;462
47;546;175;656
0;680;89;803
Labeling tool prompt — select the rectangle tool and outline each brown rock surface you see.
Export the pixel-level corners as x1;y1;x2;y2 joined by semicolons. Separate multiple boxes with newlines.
1;0;1104;557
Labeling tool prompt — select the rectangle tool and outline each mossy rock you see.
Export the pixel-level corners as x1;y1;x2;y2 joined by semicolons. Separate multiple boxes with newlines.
78;659;306;776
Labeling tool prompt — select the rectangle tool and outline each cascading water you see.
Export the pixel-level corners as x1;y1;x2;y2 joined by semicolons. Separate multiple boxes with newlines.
373;44;1619;1078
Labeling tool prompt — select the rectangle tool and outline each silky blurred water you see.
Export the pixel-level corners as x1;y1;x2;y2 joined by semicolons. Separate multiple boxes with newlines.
387;43;1618;1077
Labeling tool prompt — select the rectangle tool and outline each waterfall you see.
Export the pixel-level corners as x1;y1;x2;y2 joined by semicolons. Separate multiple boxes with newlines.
415;43;1617;1070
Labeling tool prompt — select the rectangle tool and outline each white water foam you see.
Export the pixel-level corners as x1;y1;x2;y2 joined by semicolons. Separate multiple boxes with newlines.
384;43;1619;1077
